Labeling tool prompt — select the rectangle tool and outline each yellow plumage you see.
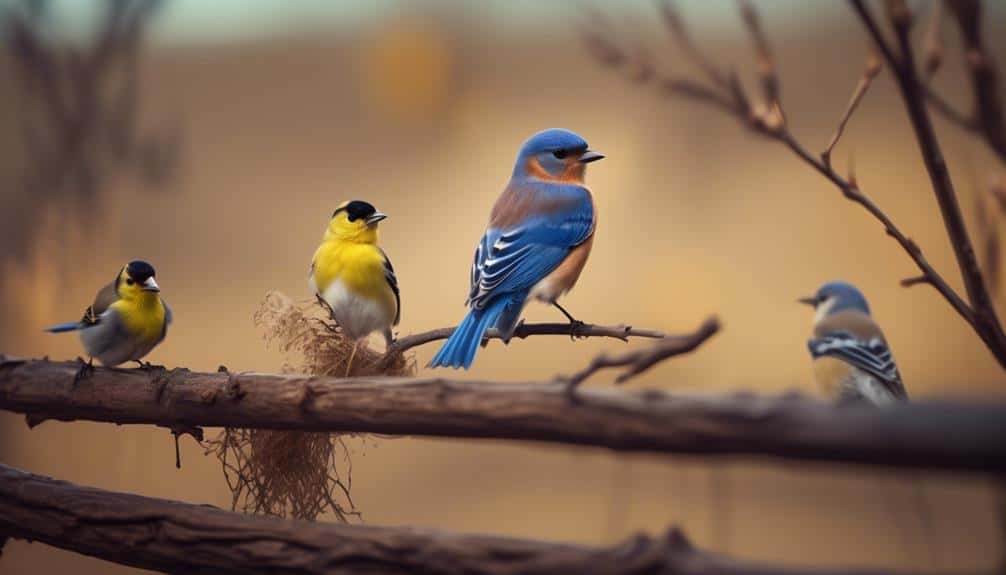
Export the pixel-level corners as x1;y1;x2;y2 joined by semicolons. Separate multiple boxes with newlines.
312;241;397;315
49;260;171;367
311;201;400;343
112;291;167;344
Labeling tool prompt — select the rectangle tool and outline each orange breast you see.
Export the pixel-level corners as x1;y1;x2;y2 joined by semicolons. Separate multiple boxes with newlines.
531;233;595;302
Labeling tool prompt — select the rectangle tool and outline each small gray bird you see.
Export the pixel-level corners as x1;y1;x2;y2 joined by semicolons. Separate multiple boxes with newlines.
799;281;907;405
46;260;172;371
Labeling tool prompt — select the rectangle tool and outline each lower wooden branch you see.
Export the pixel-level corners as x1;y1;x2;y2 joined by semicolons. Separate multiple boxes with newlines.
1;356;1005;472
0;464;922;575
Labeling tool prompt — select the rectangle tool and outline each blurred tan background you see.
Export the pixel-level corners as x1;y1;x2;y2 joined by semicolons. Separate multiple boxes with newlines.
1;0;1005;572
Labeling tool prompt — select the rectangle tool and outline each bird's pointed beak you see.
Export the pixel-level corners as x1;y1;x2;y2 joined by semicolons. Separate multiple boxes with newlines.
797;296;818;307
365;212;387;226
578;150;605;164
142;277;160;293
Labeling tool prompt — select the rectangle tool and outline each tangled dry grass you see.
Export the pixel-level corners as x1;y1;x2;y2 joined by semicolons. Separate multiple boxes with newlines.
205;291;415;521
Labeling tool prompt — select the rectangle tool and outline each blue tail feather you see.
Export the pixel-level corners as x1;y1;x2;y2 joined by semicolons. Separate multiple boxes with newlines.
45;321;82;333
429;296;517;369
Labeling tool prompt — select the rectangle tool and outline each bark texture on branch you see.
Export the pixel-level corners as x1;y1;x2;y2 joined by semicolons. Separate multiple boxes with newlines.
0;464;925;575
2;356;1005;472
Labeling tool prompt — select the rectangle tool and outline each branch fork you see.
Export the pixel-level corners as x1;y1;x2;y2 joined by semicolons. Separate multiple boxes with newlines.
583;0;1006;370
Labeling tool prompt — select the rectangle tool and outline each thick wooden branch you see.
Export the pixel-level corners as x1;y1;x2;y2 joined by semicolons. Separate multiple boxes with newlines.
2;357;1006;472
0;464;920;575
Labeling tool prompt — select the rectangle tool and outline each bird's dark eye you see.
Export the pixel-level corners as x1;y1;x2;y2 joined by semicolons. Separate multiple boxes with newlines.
126;279;135;286
552;149;568;159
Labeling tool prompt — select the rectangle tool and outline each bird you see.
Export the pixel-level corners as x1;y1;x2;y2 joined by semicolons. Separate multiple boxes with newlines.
46;260;172;376
799;281;907;405
429;128;605;369
310;200;400;347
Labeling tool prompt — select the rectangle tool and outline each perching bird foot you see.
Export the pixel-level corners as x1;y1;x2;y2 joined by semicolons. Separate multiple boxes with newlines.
315;293;337;319
73;357;94;386
133;360;165;371
568;319;587;340
551;302;585;340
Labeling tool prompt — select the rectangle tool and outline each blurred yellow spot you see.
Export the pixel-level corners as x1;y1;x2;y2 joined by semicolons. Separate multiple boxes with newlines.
357;20;452;120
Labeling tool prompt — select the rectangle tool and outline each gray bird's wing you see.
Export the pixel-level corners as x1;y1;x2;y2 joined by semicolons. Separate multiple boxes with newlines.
80;307;131;365
81;281;118;326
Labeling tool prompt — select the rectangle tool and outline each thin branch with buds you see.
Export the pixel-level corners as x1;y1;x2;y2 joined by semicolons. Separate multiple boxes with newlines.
582;0;1006;370
822;49;882;169
924;0;1006;164
850;0;1006;365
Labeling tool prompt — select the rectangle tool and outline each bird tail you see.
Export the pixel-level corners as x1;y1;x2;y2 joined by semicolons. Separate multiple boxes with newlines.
45;321;82;333
428;296;515;369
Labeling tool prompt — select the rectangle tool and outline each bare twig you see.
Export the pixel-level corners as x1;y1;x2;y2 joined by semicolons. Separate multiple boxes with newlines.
563;316;720;391
3;355;1006;472
384;321;666;360
927;89;977;129
928;0;1006;164
0;463;924;575
900;275;933;288
657;0;730;90
738;0;781;111
822;48;883;168
851;0;1006;367
583;0;1006;370
922;0;944;81
976;175;1006;293
2;0;180;261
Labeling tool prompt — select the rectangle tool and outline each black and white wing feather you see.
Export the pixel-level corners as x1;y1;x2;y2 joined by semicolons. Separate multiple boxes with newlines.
808;333;907;399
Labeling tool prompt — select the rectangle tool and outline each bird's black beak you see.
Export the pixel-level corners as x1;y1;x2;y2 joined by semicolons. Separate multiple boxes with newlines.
797;296;819;307
365;212;387;225
578;150;605;164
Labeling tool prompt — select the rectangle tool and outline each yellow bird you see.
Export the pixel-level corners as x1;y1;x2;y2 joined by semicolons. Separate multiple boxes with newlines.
309;200;400;346
46;260;171;374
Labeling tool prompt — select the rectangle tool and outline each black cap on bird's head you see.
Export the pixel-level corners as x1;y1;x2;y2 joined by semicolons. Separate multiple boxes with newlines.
121;260;160;292
332;200;387;226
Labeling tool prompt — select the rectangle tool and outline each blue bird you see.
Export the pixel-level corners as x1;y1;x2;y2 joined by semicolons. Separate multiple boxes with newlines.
429;128;605;369
799;281;908;405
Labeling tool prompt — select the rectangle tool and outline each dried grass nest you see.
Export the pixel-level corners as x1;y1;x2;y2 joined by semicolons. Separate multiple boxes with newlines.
205;291;415;521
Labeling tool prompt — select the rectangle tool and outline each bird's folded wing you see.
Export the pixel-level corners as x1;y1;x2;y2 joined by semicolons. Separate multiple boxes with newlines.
380;248;401;325
159;301;173;343
80;308;128;356
81;281;118;325
807;333;907;398
468;187;594;309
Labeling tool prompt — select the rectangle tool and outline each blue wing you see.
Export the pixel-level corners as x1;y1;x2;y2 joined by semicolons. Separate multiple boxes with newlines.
467;182;594;310
808;333;907;399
